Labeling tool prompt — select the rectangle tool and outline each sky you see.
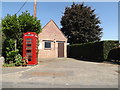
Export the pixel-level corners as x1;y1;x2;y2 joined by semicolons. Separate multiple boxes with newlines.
2;2;119;41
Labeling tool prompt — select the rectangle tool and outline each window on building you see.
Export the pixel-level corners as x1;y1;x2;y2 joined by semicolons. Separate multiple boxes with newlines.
44;41;51;49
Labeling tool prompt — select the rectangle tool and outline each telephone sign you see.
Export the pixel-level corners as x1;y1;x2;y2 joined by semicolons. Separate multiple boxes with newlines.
23;32;38;65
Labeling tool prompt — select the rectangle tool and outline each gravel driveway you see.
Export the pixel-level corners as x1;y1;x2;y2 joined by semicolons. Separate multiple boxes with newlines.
2;58;118;88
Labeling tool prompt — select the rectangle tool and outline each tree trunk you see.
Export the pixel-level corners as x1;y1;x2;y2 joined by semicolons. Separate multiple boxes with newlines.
15;39;17;51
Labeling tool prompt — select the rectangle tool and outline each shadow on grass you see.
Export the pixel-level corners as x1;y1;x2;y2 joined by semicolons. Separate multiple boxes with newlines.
70;57;120;65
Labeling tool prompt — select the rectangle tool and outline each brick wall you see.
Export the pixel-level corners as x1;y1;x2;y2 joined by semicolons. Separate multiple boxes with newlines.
38;20;67;58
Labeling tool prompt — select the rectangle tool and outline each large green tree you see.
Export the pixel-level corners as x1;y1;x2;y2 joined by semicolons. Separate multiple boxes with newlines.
61;3;103;44
2;11;42;55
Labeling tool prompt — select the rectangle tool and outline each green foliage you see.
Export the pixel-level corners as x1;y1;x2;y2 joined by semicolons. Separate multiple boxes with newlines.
68;41;119;61
5;39;15;51
102;40;119;60
2;11;42;66
15;54;22;66
22;57;28;66
3;54;24;67
0;30;2;50
6;49;19;64
2;39;16;62
68;41;103;61
2;11;41;39
2;38;23;66
108;47;120;60
3;63;15;67
17;38;23;55
61;3;102;44
17;11;41;34
2;14;18;39
2;11;42;55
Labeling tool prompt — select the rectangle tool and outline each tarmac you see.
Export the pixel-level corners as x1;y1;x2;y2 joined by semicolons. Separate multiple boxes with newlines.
1;58;119;88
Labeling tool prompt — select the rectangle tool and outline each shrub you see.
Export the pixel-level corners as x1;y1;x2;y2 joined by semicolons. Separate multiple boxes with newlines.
15;54;22;66
68;42;103;61
6;49;19;64
68;40;119;61
2;38;23;65
2;38;18;63
22;57;28;66
3;53;24;67
108;47;120;61
2;11;42;55
3;63;15;67
102;40;119;60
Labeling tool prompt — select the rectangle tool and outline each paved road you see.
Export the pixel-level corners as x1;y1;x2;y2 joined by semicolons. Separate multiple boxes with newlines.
2;58;118;88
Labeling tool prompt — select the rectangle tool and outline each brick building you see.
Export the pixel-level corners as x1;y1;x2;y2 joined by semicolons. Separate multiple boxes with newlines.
38;20;67;58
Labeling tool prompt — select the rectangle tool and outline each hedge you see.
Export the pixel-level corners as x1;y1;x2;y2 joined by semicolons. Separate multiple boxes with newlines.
108;47;120;60
68;40;119;61
102;41;119;60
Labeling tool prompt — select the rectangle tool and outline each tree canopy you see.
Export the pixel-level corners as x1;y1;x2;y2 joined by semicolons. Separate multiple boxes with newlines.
60;3;103;44
2;11;41;39
2;11;42;56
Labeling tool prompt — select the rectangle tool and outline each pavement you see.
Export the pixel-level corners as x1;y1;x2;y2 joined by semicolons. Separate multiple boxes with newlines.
1;58;119;88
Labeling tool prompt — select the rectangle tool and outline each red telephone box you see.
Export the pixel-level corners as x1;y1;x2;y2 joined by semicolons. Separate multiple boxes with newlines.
23;32;38;65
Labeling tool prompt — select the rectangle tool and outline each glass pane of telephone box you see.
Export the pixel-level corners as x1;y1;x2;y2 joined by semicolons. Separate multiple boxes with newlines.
26;44;31;46
26;41;32;44
26;53;31;55
28;56;32;58
28;56;32;61
28;58;32;61
26;50;31;52
26;38;32;40
25;34;33;36
26;47;32;49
